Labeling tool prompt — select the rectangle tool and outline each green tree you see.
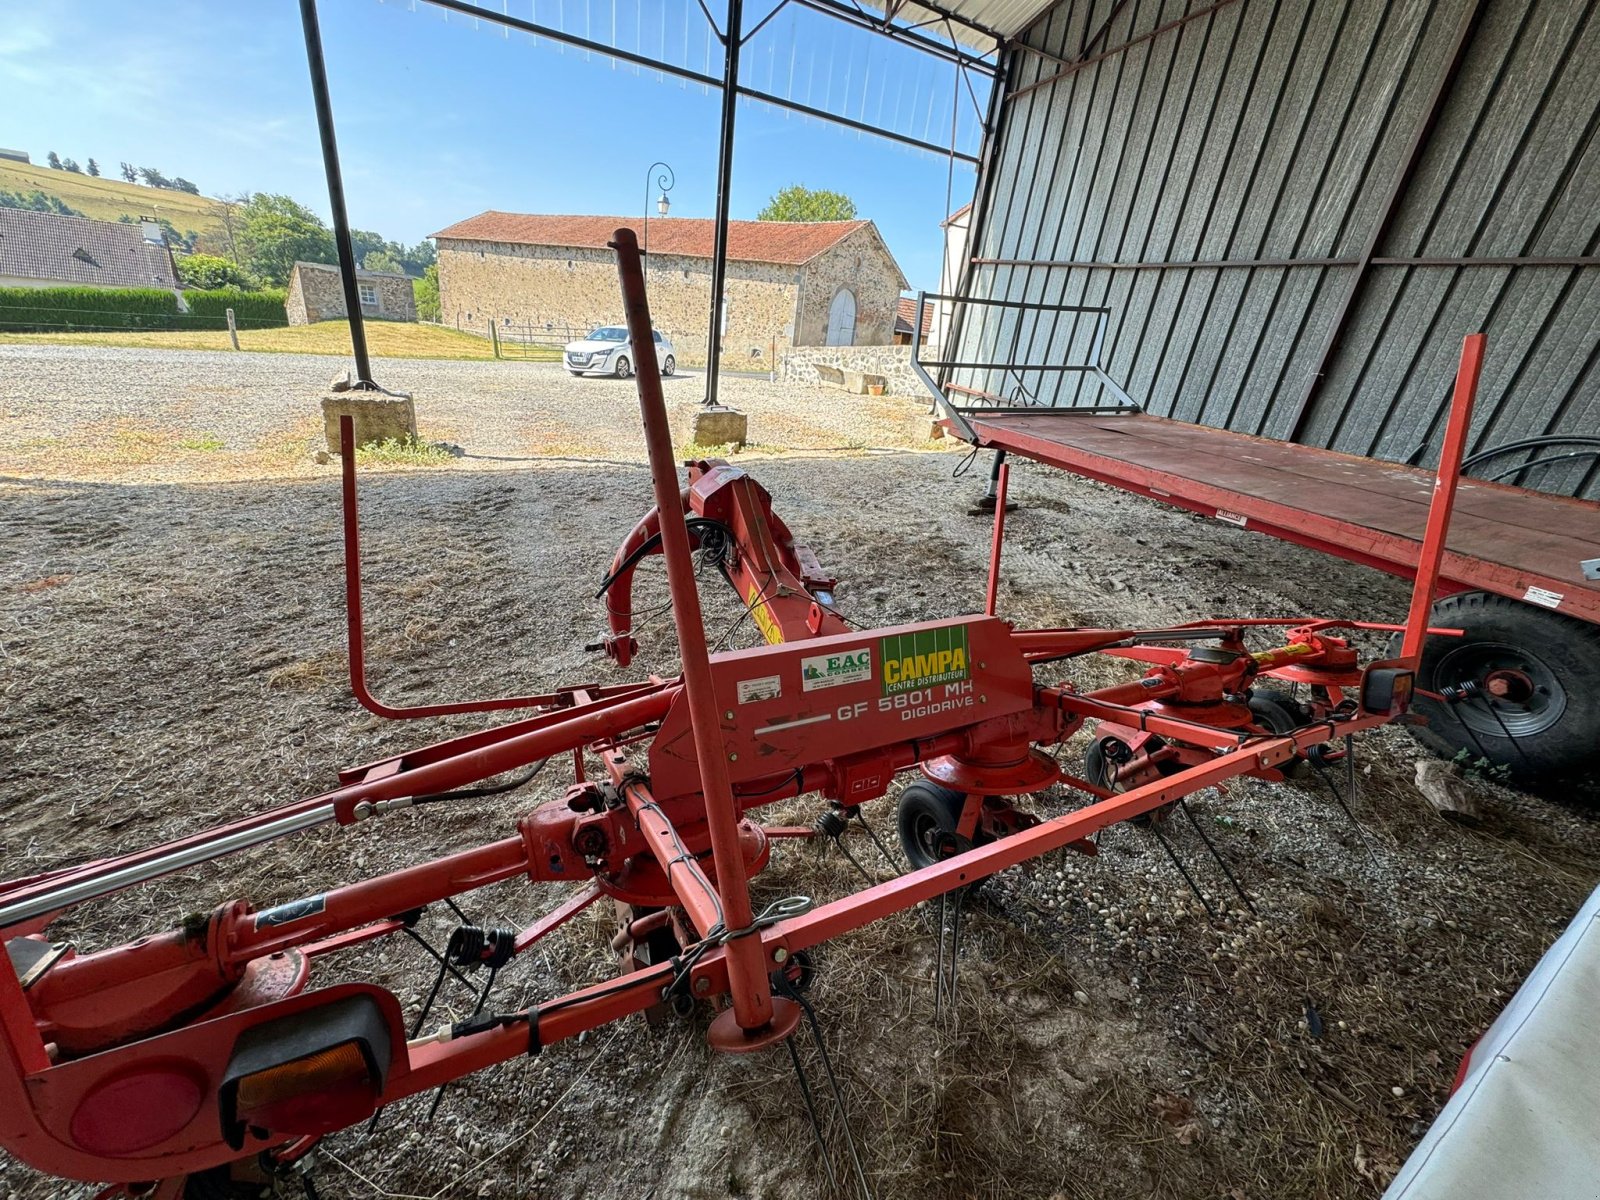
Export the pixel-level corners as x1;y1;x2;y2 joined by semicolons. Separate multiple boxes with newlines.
237;193;334;286
120;162;137;183
46;151;61;170
757;185;858;222
176;253;253;290
402;240;437;275
86;158;100;177
413;264;440;322
61;157;81;174
0;190;83;216
362;249;404;275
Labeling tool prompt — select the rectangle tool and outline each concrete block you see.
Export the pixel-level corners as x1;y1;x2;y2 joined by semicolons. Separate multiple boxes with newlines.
815;364;845;387
321;392;417;453
687;405;748;449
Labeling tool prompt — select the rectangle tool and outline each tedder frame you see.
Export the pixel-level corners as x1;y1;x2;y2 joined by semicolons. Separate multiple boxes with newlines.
0;230;1479;1192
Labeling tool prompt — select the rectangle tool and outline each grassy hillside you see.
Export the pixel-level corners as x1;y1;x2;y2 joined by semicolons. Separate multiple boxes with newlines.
0;159;231;245
0;320;560;361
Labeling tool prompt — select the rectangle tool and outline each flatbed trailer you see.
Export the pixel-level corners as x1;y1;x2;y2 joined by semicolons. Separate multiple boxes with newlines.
915;306;1600;780
958;408;1600;780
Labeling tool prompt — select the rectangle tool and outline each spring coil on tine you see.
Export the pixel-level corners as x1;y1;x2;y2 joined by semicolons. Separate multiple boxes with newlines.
813;808;851;839
447;925;516;969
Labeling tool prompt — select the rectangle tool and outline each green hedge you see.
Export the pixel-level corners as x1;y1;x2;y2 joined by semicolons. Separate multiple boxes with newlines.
184;288;288;329
0;285;288;332
0;286;179;332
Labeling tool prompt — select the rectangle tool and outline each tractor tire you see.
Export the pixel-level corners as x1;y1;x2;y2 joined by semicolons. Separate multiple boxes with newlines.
896;780;971;870
1395;592;1600;780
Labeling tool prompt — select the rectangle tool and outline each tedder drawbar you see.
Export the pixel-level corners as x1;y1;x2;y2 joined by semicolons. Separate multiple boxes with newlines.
0;231;1482;1196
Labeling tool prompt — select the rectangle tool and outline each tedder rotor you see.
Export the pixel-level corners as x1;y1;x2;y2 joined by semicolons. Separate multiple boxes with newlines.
0;230;1483;1196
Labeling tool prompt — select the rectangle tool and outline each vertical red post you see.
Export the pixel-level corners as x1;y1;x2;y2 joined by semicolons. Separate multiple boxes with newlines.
985;462;1011;617
1401;332;1485;663
609;228;775;1035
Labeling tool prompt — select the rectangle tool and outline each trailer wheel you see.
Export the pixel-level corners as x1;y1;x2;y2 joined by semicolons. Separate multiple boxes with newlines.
897;780;976;870
1396;592;1600;780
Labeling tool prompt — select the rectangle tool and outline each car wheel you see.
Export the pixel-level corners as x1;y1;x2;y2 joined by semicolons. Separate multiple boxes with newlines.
662;354;675;377
614;355;632;379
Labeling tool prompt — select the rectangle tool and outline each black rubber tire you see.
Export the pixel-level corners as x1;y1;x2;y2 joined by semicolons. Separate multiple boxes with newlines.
896;780;969;870
614;355;632;379
1248;689;1308;734
662;354;675;376
1397;592;1600;779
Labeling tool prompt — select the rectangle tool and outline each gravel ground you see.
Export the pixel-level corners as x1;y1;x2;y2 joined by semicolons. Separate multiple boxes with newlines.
0;345;941;484
2;347;1599;1200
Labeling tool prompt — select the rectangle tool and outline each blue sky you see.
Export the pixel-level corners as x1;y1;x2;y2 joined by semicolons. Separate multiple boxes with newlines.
1;0;984;291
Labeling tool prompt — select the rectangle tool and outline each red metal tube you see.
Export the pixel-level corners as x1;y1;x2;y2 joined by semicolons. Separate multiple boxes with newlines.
610;227;773;1035
624;781;727;938
339;414;560;719
1401;333;1484;662
985;461;1010;616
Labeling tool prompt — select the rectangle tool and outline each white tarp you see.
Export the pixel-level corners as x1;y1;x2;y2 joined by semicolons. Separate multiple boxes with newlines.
1384;881;1600;1200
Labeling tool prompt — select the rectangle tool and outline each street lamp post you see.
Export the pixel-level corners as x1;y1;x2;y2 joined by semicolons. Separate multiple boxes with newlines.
642;161;674;276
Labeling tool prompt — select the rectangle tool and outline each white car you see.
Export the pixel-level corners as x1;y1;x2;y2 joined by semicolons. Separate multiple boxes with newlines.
563;326;675;378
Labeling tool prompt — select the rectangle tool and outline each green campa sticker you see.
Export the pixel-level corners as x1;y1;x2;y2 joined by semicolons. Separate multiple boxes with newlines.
880;625;970;695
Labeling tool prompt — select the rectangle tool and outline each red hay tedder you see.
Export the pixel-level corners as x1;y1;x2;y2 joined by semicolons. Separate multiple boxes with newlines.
0;232;1483;1196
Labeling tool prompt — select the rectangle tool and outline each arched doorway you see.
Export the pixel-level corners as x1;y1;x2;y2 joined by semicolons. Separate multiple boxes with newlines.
826;289;856;346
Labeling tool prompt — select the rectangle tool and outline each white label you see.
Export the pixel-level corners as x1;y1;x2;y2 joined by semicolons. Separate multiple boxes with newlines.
1149;487;1171;497
1523;585;1563;610
736;675;782;704
801;647;872;692
1215;509;1248;527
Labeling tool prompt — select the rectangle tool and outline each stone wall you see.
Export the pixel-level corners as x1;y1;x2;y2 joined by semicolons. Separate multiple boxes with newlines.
779;344;930;398
436;222;909;368
286;263;416;325
794;225;905;347
437;241;799;368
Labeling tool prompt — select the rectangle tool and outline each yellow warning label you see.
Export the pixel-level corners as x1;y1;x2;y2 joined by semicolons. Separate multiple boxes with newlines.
747;582;784;644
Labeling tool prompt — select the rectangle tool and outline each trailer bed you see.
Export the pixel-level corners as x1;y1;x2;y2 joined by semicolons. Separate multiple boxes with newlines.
965;411;1600;625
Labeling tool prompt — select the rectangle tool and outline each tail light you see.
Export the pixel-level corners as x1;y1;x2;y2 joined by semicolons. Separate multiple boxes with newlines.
1360;664;1415;716
219;994;391;1149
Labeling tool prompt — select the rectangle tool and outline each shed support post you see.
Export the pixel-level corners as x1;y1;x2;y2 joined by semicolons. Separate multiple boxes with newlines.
298;0;376;389
704;0;744;409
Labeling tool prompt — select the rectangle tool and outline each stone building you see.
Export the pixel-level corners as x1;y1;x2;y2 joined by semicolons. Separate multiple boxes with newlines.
285;261;416;325
431;212;908;365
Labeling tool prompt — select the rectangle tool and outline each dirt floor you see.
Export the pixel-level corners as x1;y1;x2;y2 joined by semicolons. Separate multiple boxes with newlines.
3;351;1599;1200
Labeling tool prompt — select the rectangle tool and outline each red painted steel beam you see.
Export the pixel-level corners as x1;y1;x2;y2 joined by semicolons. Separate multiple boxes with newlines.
1402;334;1483;661
985;461;1010;615
610;227;775;1036
339;415;557;719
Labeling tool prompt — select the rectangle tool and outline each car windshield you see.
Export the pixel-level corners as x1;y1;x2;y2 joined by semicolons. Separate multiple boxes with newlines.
587;327;627;342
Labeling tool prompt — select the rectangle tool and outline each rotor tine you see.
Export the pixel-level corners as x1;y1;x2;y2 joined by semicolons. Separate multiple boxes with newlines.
834;836;876;886
781;979;875;1200
785;1034;839;1191
1482;700;1534;768
933;890;947;1024
854;811;903;874
947;887;964;1030
1178;801;1255;914
1312;752;1378;862
1149;823;1220;924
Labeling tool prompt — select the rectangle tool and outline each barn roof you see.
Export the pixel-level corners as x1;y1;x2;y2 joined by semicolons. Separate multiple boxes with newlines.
432;211;875;269
896;296;933;339
0;208;176;289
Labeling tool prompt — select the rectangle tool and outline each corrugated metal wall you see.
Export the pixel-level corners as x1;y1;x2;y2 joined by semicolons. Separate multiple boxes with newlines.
955;0;1600;498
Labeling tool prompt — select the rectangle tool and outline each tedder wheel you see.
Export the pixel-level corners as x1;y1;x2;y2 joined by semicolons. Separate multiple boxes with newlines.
662;354;676;377
613;354;633;379
1085;735;1182;825
1396;592;1600;781
896;780;974;870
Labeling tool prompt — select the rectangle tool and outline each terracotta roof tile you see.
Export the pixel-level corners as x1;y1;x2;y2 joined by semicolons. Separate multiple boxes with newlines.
0;209;176;289
431;211;868;267
895;296;933;337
